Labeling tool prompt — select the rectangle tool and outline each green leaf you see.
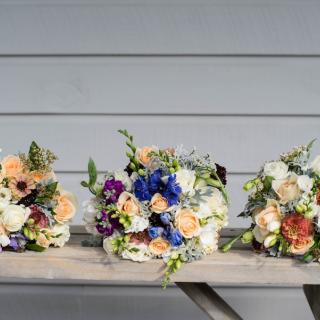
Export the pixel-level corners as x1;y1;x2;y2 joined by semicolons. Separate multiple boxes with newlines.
307;139;316;151
35;181;58;203
26;243;46;252
263;176;274;191
81;181;89;187
88;158;97;187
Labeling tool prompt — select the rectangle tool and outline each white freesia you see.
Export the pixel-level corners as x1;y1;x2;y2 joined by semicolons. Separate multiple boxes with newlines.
263;161;288;179
297;175;313;193
1;205;29;232
311;155;320;175
125;216;149;233
252;225;269;243
121;243;152;262
197;203;212;219
175;169;196;196
113;170;132;191
199;219;218;249
50;224;70;248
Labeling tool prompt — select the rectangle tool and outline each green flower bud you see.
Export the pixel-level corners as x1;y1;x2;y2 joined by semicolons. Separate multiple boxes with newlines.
206;178;220;188
175;260;182;269
194;177;207;188
243;180;255;191
304;210;314;219
169;167;175;174
201;172;211;179
129;162;136;171
138;169;145;176
172;159;179;168
241;230;254;244
171;252;179;260
295;204;303;213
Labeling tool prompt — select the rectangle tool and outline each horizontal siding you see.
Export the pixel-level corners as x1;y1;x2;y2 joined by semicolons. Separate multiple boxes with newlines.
58;172;251;227
0;1;319;55
0;115;317;173
1;57;320;114
0;284;313;320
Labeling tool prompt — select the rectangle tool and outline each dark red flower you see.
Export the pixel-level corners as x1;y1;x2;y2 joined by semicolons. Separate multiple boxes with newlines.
281;213;313;245
29;205;49;228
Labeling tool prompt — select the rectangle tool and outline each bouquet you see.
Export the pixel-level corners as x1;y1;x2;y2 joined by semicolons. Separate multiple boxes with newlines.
222;140;320;263
82;130;229;286
0;142;76;252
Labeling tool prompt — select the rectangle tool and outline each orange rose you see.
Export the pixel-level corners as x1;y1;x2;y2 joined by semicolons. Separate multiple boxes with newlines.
30;170;56;183
289;236;314;255
1;155;23;177
175;208;200;238
150;193;169;213
54;191;77;223
117;192;141;216
149;237;170;255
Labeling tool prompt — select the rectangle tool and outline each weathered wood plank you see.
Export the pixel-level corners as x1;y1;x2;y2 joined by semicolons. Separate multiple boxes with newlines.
0;1;320;55
176;282;243;320
1;57;320;114
0;243;319;285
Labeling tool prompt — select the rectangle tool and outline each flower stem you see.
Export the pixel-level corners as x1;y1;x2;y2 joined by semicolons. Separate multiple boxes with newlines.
220;228;250;253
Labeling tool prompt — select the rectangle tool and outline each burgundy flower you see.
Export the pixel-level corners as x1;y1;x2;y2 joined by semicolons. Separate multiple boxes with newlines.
215;163;227;186
29;205;49;228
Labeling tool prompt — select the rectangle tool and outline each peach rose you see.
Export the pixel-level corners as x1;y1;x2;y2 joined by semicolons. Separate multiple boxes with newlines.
54;191;77;223
1;155;23;177
254;199;282;232
289;237;314;255
272;175;300;205
175;208;200;238
30;170;56;183
149;237;170;255
135;146;157;167
117;192;141;216
150;193;169;213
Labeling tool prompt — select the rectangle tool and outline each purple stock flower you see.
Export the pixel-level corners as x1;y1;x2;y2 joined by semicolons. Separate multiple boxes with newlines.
96;210;121;236
103;178;125;204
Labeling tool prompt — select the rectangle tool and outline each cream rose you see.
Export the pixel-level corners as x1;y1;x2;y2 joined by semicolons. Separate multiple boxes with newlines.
117;192;141;216
289;237;314;255
175;208;200;238
272;175;300;204
254;199;282;232
0;223;10;247
1;155;23;177
311;155;320;175
150;193;169;213
36;232;50;248
54;191;77;223
49;224;71;248
135;146;158;167
1;205;29;232
263;161;288;179
175;169;196;195
149;237;171;255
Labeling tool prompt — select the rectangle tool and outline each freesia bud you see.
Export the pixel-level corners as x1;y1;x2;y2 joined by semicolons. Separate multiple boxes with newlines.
264;234;277;248
241;230;254;244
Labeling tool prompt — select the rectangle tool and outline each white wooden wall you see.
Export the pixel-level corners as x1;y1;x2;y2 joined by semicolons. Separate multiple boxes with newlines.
0;1;319;319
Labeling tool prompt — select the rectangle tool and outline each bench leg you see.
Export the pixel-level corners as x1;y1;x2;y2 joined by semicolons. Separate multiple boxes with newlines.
175;282;243;320
303;285;320;320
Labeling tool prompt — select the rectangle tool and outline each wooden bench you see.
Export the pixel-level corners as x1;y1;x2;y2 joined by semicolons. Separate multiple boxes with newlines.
1;228;319;320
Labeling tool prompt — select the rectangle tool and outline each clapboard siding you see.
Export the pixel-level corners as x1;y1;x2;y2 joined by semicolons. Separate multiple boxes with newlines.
58;172;251;227
0;1;320;55
1;57;320;115
0;115;317;173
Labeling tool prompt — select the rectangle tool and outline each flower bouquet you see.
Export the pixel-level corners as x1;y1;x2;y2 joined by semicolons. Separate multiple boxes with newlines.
82;130;229;286
0;142;76;252
222;140;320;263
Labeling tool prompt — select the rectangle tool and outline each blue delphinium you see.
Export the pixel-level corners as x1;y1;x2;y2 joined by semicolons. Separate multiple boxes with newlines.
148;226;164;239
134;176;152;201
164;228;183;247
148;169;164;194
163;174;182;206
160;212;171;225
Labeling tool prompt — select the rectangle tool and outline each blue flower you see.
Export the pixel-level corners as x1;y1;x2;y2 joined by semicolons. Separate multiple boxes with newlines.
160;212;171;225
134;176;152;201
164;228;183;247
163;174;182;206
148;226;164;239
148;169;164;194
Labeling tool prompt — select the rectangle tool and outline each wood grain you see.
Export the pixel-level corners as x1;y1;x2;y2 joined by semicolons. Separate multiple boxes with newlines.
1;57;320;114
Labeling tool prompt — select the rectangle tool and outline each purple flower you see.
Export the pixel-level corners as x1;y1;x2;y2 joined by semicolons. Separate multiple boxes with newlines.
96;210;121;236
103;179;125;204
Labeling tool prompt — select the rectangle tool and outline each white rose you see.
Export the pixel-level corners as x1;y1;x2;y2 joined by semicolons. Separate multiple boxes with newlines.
1;205;29;232
297;175;313;193
252;225;269;243
175;169;196;196
263;161;288;179
311;155;320;175
113;170;132;191
49;224;70;248
121;243;152;262
199;219;217;247
125;216;149;233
